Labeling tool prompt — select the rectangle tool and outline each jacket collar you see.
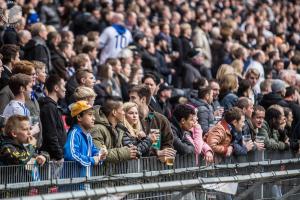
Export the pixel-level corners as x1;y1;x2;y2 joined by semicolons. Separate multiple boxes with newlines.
220;120;232;132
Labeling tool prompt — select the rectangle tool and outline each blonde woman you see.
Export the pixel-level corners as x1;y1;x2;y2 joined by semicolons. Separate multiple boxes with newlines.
122;102;157;157
216;64;235;82
219;74;239;111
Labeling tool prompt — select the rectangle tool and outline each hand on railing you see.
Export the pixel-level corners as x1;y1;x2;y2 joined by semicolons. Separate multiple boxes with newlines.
157;148;176;163
204;151;214;164
99;147;108;161
36;155;46;166
226;146;233;157
254;141;265;151
245;141;254;152
93;156;100;165
129;144;138;159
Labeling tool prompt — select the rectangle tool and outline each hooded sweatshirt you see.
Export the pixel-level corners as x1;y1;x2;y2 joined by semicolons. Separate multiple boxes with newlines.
39;96;66;160
90;106;131;163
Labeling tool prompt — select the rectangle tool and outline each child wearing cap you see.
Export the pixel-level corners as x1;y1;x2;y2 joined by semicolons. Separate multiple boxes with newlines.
64;100;107;181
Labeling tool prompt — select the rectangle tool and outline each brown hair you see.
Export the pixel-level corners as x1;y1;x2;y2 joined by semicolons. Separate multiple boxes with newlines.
5;115;29;137
75;69;92;84
101;99;123;117
129;84;152;105
12;60;35;75
71;53;89;70
9;73;32;96
224;107;243;124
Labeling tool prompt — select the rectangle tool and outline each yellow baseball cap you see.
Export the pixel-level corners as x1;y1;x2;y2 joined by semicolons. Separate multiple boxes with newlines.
70;100;92;117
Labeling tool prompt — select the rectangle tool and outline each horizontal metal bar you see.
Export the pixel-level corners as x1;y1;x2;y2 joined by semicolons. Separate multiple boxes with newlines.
8;169;300;200
2;157;300;191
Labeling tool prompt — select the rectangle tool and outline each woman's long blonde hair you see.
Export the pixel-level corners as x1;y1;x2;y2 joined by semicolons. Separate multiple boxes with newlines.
123;102;142;138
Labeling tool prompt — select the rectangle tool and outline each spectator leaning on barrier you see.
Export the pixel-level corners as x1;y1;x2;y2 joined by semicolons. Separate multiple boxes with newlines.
249;105;266;151
129;84;175;162
39;75;66;162
91;99;137;163
238;97;254;137
0;115;49;166
185;105;213;165
171;104;195;155
122;102;157;157
64;101;107;177
258;105;289;151
205;107;245;162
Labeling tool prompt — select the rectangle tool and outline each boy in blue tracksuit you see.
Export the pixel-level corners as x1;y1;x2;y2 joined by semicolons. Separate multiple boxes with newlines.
64;101;107;186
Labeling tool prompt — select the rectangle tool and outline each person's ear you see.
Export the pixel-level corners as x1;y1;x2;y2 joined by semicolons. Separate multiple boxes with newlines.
141;96;146;104
81;78;86;84
20;86;25;93
112;109;117;117
180;118;186;125
77;115;82;122
54;84;59;92
10;131;17;138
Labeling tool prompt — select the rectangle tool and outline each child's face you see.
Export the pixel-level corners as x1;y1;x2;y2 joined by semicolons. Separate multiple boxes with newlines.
37;68;47;84
13;121;31;144
79;109;95;130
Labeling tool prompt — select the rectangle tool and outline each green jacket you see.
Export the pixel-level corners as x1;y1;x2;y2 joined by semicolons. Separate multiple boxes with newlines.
90;106;131;163
258;121;288;151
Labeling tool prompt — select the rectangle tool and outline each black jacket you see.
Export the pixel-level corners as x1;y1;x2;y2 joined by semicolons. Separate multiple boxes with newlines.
259;92;283;110
39;96;66;160
51;48;68;80
23;36;52;73
0;65;12;90
121;125;152;157
171;118;194;155
2;27;18;45
65;75;78;105
278;99;300;129
149;96;164;115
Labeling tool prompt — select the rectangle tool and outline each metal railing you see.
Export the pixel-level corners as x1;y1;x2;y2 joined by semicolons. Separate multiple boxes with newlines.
1;150;300;199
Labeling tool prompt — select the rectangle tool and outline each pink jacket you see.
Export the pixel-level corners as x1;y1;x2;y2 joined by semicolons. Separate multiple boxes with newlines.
186;124;213;165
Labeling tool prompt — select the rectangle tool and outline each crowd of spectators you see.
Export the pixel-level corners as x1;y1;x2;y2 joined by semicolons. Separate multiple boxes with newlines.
0;0;299;189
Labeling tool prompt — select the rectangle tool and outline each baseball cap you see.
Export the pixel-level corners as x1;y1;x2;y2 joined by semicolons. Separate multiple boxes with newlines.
69;101;93;118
